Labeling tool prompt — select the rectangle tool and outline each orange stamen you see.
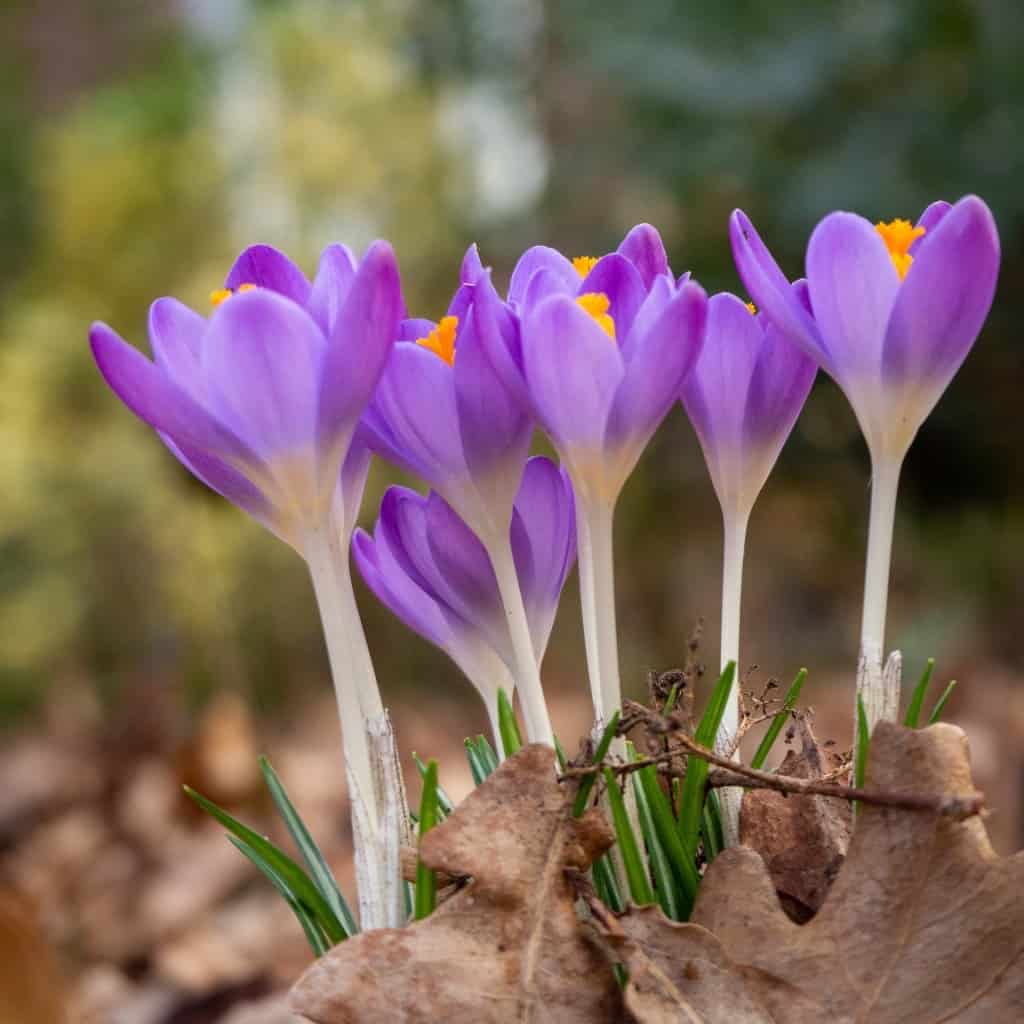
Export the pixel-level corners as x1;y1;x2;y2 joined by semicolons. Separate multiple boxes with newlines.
576;292;616;340
415;315;459;365
875;219;926;280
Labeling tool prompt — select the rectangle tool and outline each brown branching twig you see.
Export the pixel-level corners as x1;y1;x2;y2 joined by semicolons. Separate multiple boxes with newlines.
559;730;984;821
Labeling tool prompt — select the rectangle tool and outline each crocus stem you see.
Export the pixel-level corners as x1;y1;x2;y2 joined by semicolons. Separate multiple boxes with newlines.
334;551;384;721
304;525;380;829
577;498;623;726
487;538;555;746
715;508;749;848
857;453;904;741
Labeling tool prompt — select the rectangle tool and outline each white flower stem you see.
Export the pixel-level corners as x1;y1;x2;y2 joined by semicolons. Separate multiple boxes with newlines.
577;498;623;726
857;453;904;742
715;508;749;848
487;538;555;746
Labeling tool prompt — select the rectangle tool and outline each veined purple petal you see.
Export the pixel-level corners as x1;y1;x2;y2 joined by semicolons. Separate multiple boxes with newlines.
882;195;1000;416
474;271;530;408
318;240;403;471
730;209;827;367
522;294;625;452
353;525;454;652
617;223;669;289
522;267;577;309
225;244;311;307
911;201;952;253
619;274;674;363
148;297;204;395
398;318;437;342
461;243;485;284
366;343;467;484
454;291;532;493
605;281;707;457
446;281;476;322
90;322;256;466
579;253;646;338
308;243;358;335
508;245;579;307
337;440;373;537
806;211;899;383
201;290;325;468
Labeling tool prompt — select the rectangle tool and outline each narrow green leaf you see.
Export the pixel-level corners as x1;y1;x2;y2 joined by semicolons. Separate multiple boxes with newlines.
634;761;697;913
701;791;724;864
629;745;681;920
903;658;935;729
413;752;453;815
927;680;957;724
464;738;487;787
603;767;655;906
184;785;347;943
854;694;870;818
474;735;499;775
592;853;624;913
553;735;569;770
663;682;681;715
226;835;331;956
414;760;441;920
750;668;808;770
497;689;523;755
572;712;621;818
677;662;735;853
259;756;358;938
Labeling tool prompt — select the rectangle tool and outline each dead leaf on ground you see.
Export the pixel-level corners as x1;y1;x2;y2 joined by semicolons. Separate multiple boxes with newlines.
739;715;851;920
290;744;622;1024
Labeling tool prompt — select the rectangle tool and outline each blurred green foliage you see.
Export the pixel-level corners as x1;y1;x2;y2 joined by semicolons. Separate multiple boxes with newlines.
0;0;1021;725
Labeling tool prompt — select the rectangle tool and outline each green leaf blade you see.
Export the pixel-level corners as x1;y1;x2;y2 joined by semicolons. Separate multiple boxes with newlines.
572;712;620;818
414;760;441;921
927;679;957;724
603;767;655;907
903;658;935;728
497;689;523;756
751;667;808;770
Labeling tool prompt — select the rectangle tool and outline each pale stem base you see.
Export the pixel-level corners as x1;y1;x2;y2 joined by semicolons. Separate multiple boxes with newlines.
715;509;749;848
856;454;904;748
486;537;555;746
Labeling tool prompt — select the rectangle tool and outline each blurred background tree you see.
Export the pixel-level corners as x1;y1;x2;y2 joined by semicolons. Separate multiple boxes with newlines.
0;0;1020;742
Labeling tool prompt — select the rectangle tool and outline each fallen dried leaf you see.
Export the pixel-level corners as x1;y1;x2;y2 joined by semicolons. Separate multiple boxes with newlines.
290;744;622;1023
739;716;850;920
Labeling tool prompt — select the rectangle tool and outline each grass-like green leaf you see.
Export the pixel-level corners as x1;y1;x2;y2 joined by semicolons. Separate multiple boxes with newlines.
592;853;624;913
185;785;348;944
603;767;655;906
474;735;499;775
497;688;523;755
663;682;681;715
226;835;331;956
414;760;441;920
464;738;488;787
903;658;935;729
553;734;569;769
750;667;808;770
676;661;735;854
701;792;724;864
629;744;681;920
413;751;454;815
853;693;870;818
259;756;358;938
572;712;620;818
927;679;957;724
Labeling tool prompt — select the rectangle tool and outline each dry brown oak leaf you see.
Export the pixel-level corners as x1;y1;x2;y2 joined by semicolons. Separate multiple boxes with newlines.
606;721;1022;1023
291;743;623;1024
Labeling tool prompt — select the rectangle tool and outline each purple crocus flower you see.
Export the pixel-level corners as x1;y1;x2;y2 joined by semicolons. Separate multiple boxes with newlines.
90;242;406;926
360;249;559;744
486;225;708;724
353;456;576;750
680;293;816;842
730;196;1000;734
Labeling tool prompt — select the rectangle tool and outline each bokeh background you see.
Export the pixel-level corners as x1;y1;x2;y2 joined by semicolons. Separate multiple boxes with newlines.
1;1;1022;1020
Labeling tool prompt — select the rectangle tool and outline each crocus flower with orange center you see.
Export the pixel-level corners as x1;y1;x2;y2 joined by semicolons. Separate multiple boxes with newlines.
730;196;1000;736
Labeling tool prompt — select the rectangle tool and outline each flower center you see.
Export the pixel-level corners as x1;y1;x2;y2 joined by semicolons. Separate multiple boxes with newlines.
576;292;616;340
415;315;459;365
745;301;757;315
210;283;257;307
875;219;926;280
572;256;599;278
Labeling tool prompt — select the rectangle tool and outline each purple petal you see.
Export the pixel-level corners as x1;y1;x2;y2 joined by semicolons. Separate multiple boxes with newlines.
605;281;707;457
148;297;204;394
618;274;674;364
461;244;485;284
367;343;466;483
90;322;255;465
579;253;646;338
308;243;358;335
912;201;952;253
522;295;625;452
806;211;899;383
201;289;324;464
454;288;531;489
318;240;403;472
508;245;579;307
730;209;827;367
882;195;1000;409
225;244;311;307
617;223;669;289
398;318;437;342
522;267;577;309
337;440;372;536
474;271;530;408
446;281;476;322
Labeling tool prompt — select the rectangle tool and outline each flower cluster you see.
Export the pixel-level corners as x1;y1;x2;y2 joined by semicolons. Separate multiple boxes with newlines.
92;195;1000;917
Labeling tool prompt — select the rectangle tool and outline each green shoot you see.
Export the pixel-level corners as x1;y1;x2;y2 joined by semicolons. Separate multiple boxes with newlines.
927;680;957;724
497;688;523;755
414;760;441;920
750;668;808;770
603;767;655;906
572;712;620;818
903;658;935;728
